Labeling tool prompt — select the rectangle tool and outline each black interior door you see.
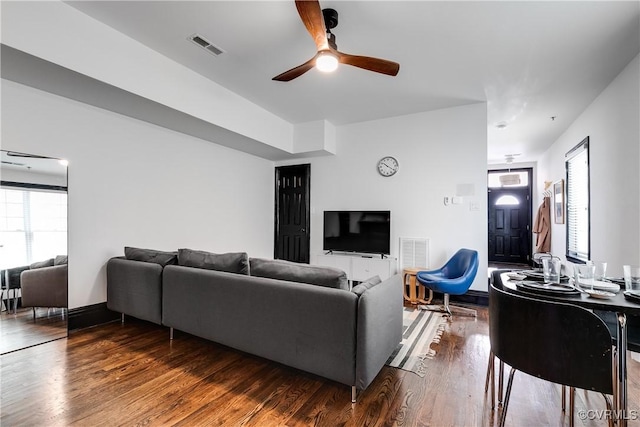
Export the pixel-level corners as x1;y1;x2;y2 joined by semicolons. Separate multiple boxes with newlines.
488;187;531;264
274;164;310;263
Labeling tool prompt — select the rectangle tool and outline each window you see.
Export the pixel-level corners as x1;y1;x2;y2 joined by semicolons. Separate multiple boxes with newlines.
495;195;520;206
0;187;67;269
487;171;529;188
565;137;590;263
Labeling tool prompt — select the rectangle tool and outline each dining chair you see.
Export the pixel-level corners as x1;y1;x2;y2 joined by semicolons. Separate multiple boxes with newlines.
485;270;509;410
593;309;640;352
416;248;479;317
489;282;616;427
486;271;576;414
0;265;30;314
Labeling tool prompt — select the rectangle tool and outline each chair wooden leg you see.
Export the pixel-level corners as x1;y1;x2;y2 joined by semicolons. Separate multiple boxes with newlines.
562;385;566;411
499;368;517;427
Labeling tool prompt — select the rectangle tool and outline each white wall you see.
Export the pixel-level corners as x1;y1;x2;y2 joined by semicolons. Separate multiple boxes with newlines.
537;54;640;276
1;80;275;309
279;103;489;291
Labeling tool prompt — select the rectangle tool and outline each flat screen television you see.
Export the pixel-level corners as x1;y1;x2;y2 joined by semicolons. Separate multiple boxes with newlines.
323;210;391;255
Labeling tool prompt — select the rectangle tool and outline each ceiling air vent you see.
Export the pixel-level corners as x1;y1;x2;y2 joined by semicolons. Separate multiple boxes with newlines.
188;33;225;56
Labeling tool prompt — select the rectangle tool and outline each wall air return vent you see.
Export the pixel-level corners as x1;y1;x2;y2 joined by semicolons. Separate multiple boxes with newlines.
188;33;225;56
399;237;430;270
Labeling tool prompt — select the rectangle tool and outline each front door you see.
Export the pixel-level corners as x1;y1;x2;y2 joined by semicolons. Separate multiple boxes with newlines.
274;164;310;263
488;187;531;264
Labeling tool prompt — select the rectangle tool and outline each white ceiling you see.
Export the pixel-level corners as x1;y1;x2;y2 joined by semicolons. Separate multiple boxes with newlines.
65;1;639;164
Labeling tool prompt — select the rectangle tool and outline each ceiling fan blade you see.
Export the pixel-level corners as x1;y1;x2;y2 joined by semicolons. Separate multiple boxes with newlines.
295;0;329;51
336;51;400;76
272;56;317;81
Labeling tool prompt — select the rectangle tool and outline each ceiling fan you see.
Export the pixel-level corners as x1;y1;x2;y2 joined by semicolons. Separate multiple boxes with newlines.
272;0;400;82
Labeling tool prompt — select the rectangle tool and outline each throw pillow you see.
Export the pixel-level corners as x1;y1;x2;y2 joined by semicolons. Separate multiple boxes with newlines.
351;275;382;296
54;255;68;265
178;249;250;275
124;246;178;267
249;258;349;290
30;258;55;269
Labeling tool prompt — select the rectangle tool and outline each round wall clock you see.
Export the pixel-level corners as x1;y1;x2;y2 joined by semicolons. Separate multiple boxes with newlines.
377;156;399;177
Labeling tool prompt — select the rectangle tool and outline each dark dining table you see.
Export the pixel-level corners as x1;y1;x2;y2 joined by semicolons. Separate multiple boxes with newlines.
496;271;640;427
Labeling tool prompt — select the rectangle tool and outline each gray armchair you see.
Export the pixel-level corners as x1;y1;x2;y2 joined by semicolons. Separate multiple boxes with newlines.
20;264;68;318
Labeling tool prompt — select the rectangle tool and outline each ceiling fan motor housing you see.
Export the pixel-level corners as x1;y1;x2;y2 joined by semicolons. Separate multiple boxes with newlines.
322;8;338;30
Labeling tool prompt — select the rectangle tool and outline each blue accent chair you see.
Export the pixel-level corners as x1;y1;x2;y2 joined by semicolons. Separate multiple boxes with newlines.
416;248;479;317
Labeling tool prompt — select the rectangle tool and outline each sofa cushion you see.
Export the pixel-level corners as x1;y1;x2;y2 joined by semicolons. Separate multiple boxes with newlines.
54;255;68;265
30;258;54;269
124;246;178;267
178;249;250;275
351;275;382;297
249;258;348;290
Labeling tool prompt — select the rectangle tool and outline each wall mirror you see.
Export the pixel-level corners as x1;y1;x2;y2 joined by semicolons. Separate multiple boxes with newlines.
0;150;68;354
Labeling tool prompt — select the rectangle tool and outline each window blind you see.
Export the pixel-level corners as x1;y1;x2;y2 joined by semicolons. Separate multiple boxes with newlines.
565;138;590;263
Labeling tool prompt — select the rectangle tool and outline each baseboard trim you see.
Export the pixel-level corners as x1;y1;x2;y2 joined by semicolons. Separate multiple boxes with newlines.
68;302;119;331
449;290;489;307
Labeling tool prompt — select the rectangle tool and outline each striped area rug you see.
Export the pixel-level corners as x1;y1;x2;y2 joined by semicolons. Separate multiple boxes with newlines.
385;307;447;377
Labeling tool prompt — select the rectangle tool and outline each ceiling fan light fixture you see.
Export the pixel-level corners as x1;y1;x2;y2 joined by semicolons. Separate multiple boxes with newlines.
272;1;399;81
315;52;338;72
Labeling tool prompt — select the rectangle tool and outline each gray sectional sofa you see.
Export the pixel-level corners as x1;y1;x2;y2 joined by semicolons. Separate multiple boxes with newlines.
107;247;402;401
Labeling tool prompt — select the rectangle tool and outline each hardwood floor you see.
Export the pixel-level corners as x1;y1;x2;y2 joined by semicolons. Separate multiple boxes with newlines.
0;306;67;354
1;306;639;426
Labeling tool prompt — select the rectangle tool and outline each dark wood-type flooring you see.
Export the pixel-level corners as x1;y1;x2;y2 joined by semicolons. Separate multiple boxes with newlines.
0;306;67;354
2;305;639;426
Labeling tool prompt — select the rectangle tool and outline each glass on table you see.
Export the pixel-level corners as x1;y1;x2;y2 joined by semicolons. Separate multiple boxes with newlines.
542;258;561;284
623;265;640;291
574;264;596;290
591;261;607;281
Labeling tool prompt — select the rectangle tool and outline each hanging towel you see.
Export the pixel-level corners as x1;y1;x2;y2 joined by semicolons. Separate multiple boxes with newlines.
533;197;551;252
